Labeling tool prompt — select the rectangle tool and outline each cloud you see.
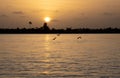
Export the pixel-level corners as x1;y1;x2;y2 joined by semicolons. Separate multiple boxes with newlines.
12;11;24;14
51;19;60;22
20;15;27;18
54;10;60;13
103;12;113;16
32;9;60;13
0;14;8;17
80;13;85;16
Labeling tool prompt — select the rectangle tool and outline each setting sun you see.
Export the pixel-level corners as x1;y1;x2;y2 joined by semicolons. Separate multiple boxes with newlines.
44;17;51;22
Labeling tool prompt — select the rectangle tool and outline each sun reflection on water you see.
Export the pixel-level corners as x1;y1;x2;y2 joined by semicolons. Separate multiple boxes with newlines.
44;35;51;51
40;35;53;75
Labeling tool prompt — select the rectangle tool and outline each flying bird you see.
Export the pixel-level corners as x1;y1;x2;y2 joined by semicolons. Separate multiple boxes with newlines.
29;21;32;25
77;36;82;39
57;34;60;36
53;37;57;40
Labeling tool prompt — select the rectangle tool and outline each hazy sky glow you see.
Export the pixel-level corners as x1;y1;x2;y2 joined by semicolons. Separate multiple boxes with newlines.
0;0;120;28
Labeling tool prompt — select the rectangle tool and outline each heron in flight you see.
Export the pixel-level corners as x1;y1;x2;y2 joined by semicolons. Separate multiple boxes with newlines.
77;36;82;39
53;37;57;40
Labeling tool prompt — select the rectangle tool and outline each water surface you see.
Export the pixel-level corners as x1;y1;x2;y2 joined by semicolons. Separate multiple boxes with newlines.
0;34;120;78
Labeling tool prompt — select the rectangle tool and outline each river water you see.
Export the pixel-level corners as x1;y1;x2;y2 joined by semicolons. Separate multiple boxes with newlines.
0;34;120;78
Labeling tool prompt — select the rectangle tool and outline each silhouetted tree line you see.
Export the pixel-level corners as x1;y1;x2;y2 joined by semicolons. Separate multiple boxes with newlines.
0;23;120;34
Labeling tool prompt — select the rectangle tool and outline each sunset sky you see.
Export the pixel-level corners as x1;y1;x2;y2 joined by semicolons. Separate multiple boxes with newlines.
0;0;120;28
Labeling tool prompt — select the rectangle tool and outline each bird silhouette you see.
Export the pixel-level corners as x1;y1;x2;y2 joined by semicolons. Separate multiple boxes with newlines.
53;37;57;40
29;21;32;25
77;36;82;39
57;34;60;36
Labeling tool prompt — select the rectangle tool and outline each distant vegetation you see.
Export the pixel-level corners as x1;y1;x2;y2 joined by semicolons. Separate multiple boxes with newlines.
0;23;120;34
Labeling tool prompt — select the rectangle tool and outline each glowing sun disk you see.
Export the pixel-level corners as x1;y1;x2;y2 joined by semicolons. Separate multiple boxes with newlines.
44;17;51;22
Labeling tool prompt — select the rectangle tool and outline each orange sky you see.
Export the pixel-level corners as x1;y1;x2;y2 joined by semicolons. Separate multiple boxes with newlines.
0;0;120;28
